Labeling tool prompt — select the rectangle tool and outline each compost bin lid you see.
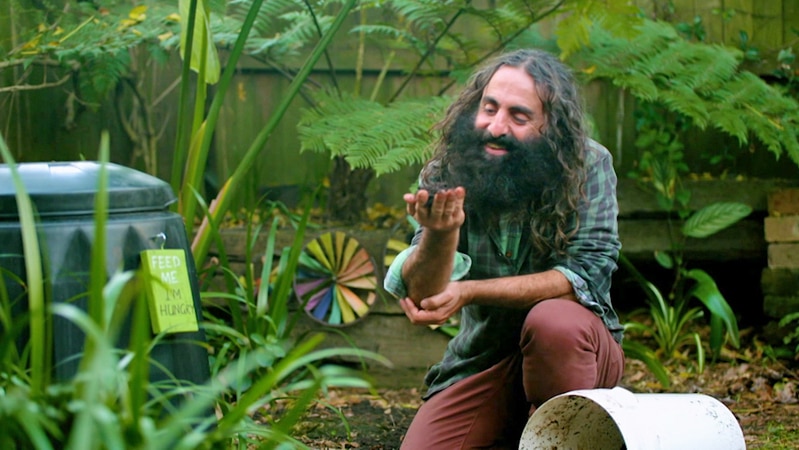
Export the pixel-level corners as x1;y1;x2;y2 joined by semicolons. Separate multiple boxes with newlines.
0;161;176;219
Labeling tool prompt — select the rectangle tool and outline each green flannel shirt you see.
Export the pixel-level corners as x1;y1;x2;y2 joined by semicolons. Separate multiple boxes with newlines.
383;139;623;398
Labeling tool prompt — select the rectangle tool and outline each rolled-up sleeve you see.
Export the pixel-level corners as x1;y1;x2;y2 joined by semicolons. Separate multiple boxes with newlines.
553;141;621;320
383;244;472;299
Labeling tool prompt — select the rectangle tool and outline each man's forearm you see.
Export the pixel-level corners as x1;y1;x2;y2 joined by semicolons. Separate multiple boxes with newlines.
401;228;460;304
460;269;577;309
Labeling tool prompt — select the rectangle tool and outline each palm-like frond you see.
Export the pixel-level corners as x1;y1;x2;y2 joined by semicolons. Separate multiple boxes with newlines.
298;90;451;175
214;0;333;60
225;0;301;37
574;19;799;168
291;0;648;178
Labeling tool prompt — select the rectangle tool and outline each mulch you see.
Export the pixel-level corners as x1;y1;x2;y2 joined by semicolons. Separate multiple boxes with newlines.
286;334;799;449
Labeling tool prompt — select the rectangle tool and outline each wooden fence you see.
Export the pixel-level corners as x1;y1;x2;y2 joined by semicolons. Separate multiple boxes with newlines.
1;0;798;208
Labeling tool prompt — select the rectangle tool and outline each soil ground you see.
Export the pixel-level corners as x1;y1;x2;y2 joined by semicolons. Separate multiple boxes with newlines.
290;327;799;450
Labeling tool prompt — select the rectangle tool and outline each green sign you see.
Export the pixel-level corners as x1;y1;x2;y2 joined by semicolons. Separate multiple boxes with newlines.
140;249;199;334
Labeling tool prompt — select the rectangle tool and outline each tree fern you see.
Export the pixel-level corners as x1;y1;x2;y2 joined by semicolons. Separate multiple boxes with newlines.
351;24;414;43
298;90;450;175
287;0;647;184
555;0;641;58
389;0;452;32
706;109;748;145
214;0;330;59
573;19;799;169
224;0;300;38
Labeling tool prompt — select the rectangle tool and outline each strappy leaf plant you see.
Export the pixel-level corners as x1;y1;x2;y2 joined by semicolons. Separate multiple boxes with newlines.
549;16;799;387
617;158;747;388
0;131;388;448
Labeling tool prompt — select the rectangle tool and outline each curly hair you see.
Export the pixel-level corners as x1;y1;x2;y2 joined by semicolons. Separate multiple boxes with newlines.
423;48;589;260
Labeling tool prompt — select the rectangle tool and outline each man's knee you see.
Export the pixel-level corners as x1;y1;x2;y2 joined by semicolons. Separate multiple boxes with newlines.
521;299;598;349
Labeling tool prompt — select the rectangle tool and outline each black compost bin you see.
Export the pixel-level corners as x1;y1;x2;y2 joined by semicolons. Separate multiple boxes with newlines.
0;161;210;386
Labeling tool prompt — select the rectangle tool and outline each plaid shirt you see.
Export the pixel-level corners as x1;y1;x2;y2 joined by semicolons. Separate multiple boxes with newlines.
384;139;623;398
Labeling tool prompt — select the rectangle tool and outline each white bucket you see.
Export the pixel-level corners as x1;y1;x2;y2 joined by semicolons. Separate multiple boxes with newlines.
519;387;745;450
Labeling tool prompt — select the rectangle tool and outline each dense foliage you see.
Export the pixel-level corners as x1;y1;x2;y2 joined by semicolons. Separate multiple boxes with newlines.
2;1;798;446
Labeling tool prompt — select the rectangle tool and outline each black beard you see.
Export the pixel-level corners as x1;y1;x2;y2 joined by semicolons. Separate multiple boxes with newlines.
434;112;565;218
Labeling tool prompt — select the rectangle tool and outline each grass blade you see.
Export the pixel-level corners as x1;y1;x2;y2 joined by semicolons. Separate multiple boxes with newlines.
0;133;48;394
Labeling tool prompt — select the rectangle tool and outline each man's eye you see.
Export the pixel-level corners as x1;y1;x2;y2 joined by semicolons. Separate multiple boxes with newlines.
513;115;530;124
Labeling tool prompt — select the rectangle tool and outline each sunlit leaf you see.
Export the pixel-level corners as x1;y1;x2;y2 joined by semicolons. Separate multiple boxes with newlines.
686;268;740;350
654;250;673;269
178;0;220;84
682;202;752;238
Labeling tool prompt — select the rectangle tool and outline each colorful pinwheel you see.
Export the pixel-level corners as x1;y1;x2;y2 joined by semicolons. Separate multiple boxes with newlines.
294;231;377;326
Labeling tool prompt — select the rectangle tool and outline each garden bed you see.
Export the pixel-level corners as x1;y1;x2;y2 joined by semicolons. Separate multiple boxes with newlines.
276;328;799;449
210;179;799;379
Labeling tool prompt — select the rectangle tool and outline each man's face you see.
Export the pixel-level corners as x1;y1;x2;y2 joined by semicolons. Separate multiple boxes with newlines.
443;99;562;217
473;65;547;156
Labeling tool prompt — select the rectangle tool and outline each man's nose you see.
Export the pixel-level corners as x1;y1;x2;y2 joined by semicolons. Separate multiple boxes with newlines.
486;112;510;137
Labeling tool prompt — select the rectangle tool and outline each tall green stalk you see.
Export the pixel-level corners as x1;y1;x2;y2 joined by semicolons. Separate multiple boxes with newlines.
0;134;48;395
190;0;358;268
178;0;266;228
75;132;110;402
171;0;198;199
87;132;110;328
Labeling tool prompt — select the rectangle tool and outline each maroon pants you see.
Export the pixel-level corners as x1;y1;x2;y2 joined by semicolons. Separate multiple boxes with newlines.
400;299;625;449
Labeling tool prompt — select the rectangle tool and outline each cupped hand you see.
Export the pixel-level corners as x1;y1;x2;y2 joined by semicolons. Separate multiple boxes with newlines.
399;282;467;326
403;187;466;232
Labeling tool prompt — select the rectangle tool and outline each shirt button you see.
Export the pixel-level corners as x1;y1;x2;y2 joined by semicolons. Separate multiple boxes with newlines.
505;251;513;258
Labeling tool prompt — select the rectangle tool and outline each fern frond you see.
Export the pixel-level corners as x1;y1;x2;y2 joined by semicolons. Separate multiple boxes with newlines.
556;0;643;57
659;85;709;128
573;18;799;169
609;72;660;101
680;45;740;93
461;1;550;43
706;109;748;145
298;91;451;176
226;0;301;38
390;0;453;32
350;24;413;42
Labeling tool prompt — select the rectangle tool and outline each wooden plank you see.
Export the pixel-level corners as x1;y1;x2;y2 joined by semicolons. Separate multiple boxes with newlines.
764;216;799;242
617;178;799;218
751;0;783;51
723;0;753;47
697;0;725;43
784;0;799;46
584;81;631;170
291;311;450;372
670;0;696;24
768;243;799;268
619;218;765;261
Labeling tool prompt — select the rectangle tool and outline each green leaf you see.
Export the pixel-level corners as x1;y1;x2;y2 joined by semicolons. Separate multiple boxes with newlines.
692;332;706;373
682;202;752;238
709;313;724;359
686;268;740;349
621;339;671;388
298;93;451;176
0;134;47;394
654;250;673;269
555;13;592;59
179;0;220;84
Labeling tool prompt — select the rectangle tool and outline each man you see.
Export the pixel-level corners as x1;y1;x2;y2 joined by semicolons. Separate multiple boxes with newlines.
383;48;625;449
